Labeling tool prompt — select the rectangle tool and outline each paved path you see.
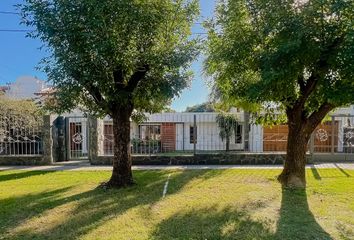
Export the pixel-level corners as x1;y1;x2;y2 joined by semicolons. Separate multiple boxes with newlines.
0;161;353;171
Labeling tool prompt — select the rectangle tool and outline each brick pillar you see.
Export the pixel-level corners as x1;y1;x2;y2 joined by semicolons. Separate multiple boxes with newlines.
42;115;55;164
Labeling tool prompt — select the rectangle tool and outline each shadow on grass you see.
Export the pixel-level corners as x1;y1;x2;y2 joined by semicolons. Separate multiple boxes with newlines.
0;187;74;235
310;166;322;180
151;188;333;240
150;205;274;240
275;188;332;240
0;170;54;182
310;166;352;180
0;170;214;240
334;164;351;177
1;170;334;240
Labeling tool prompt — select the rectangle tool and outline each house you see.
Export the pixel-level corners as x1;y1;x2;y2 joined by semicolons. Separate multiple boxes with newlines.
96;111;251;156
3;77;353;157
0;86;9;94
59;105;354;159
0;76;50;101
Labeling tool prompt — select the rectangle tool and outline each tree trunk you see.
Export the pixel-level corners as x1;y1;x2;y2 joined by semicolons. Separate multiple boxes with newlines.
278;102;334;188
244;111;250;151
226;137;230;152
278;121;311;188
106;106;134;188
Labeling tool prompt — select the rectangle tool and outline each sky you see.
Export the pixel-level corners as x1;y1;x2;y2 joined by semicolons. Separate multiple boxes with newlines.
0;0;216;112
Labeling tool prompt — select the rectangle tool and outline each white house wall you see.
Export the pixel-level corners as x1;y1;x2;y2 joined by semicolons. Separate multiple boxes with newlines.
176;122;244;151
146;112;244;123
249;124;263;152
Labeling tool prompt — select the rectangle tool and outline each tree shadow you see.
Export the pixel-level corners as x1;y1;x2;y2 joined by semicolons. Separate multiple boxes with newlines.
150;205;274;240
1;170;213;239
0;187;74;235
334;164;351;177
1;170;336;240
310;166;322;180
151;188;334;239
275;188;333;240
0;170;55;182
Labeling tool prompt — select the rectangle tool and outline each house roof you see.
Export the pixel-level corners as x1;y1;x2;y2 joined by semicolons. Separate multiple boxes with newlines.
34;87;56;96
144;112;245;123
0;86;9;92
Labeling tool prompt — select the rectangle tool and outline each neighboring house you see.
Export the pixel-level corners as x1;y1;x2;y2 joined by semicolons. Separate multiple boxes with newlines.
1;76;49;100
0;86;9;94
34;87;56;106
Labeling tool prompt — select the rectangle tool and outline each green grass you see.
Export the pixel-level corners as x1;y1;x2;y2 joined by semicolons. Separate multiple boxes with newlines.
0;168;353;240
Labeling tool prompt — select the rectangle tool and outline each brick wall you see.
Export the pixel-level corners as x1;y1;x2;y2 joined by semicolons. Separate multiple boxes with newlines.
161;123;176;152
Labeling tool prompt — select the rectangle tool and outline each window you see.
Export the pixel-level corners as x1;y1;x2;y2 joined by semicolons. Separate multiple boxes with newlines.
139;125;161;140
235;124;243;144
190;126;197;144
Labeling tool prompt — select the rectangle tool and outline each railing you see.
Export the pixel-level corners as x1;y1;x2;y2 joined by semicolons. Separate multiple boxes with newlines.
97;114;354;157
99;112;245;156
313;115;354;154
0;115;43;156
249;115;354;155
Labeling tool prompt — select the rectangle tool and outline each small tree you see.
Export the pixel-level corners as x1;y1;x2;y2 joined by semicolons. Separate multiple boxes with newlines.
216;113;239;151
185;102;215;112
0;94;43;128
0;94;43;155
205;0;353;188
21;0;200;187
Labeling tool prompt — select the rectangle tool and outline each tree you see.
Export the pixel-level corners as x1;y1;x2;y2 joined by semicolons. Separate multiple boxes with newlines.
185;102;215;112
0;94;43;155
0;93;43;127
21;0;199;187
216;113;239;151
205;0;353;188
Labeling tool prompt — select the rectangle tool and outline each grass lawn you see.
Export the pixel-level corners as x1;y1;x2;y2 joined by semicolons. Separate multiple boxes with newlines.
0;168;353;240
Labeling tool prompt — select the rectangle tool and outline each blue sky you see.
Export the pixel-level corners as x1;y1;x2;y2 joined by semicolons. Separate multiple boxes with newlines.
0;0;216;112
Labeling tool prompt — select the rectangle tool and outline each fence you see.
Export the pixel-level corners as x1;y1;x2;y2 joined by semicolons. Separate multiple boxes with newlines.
0;115;43;156
2;113;354;165
96;113;354;158
251;115;354;155
98;113;245;156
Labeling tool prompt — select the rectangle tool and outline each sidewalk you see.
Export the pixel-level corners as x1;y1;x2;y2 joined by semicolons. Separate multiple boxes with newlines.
0;161;353;171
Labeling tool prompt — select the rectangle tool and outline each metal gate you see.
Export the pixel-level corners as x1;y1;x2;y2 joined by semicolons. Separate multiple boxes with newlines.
66;116;89;160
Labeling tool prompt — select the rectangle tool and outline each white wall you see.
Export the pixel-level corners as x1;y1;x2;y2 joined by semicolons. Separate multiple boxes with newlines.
175;122;244;151
6;76;47;100
249;124;263;152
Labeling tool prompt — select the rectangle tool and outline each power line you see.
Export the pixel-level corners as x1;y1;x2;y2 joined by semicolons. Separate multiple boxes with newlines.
0;29;32;32
0;11;19;15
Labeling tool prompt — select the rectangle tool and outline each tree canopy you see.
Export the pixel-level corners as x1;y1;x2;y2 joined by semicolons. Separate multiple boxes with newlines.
206;0;353;117
20;0;200;187
215;112;239;151
205;0;353;188
0;93;43;128
20;0;200;117
185;102;215;112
